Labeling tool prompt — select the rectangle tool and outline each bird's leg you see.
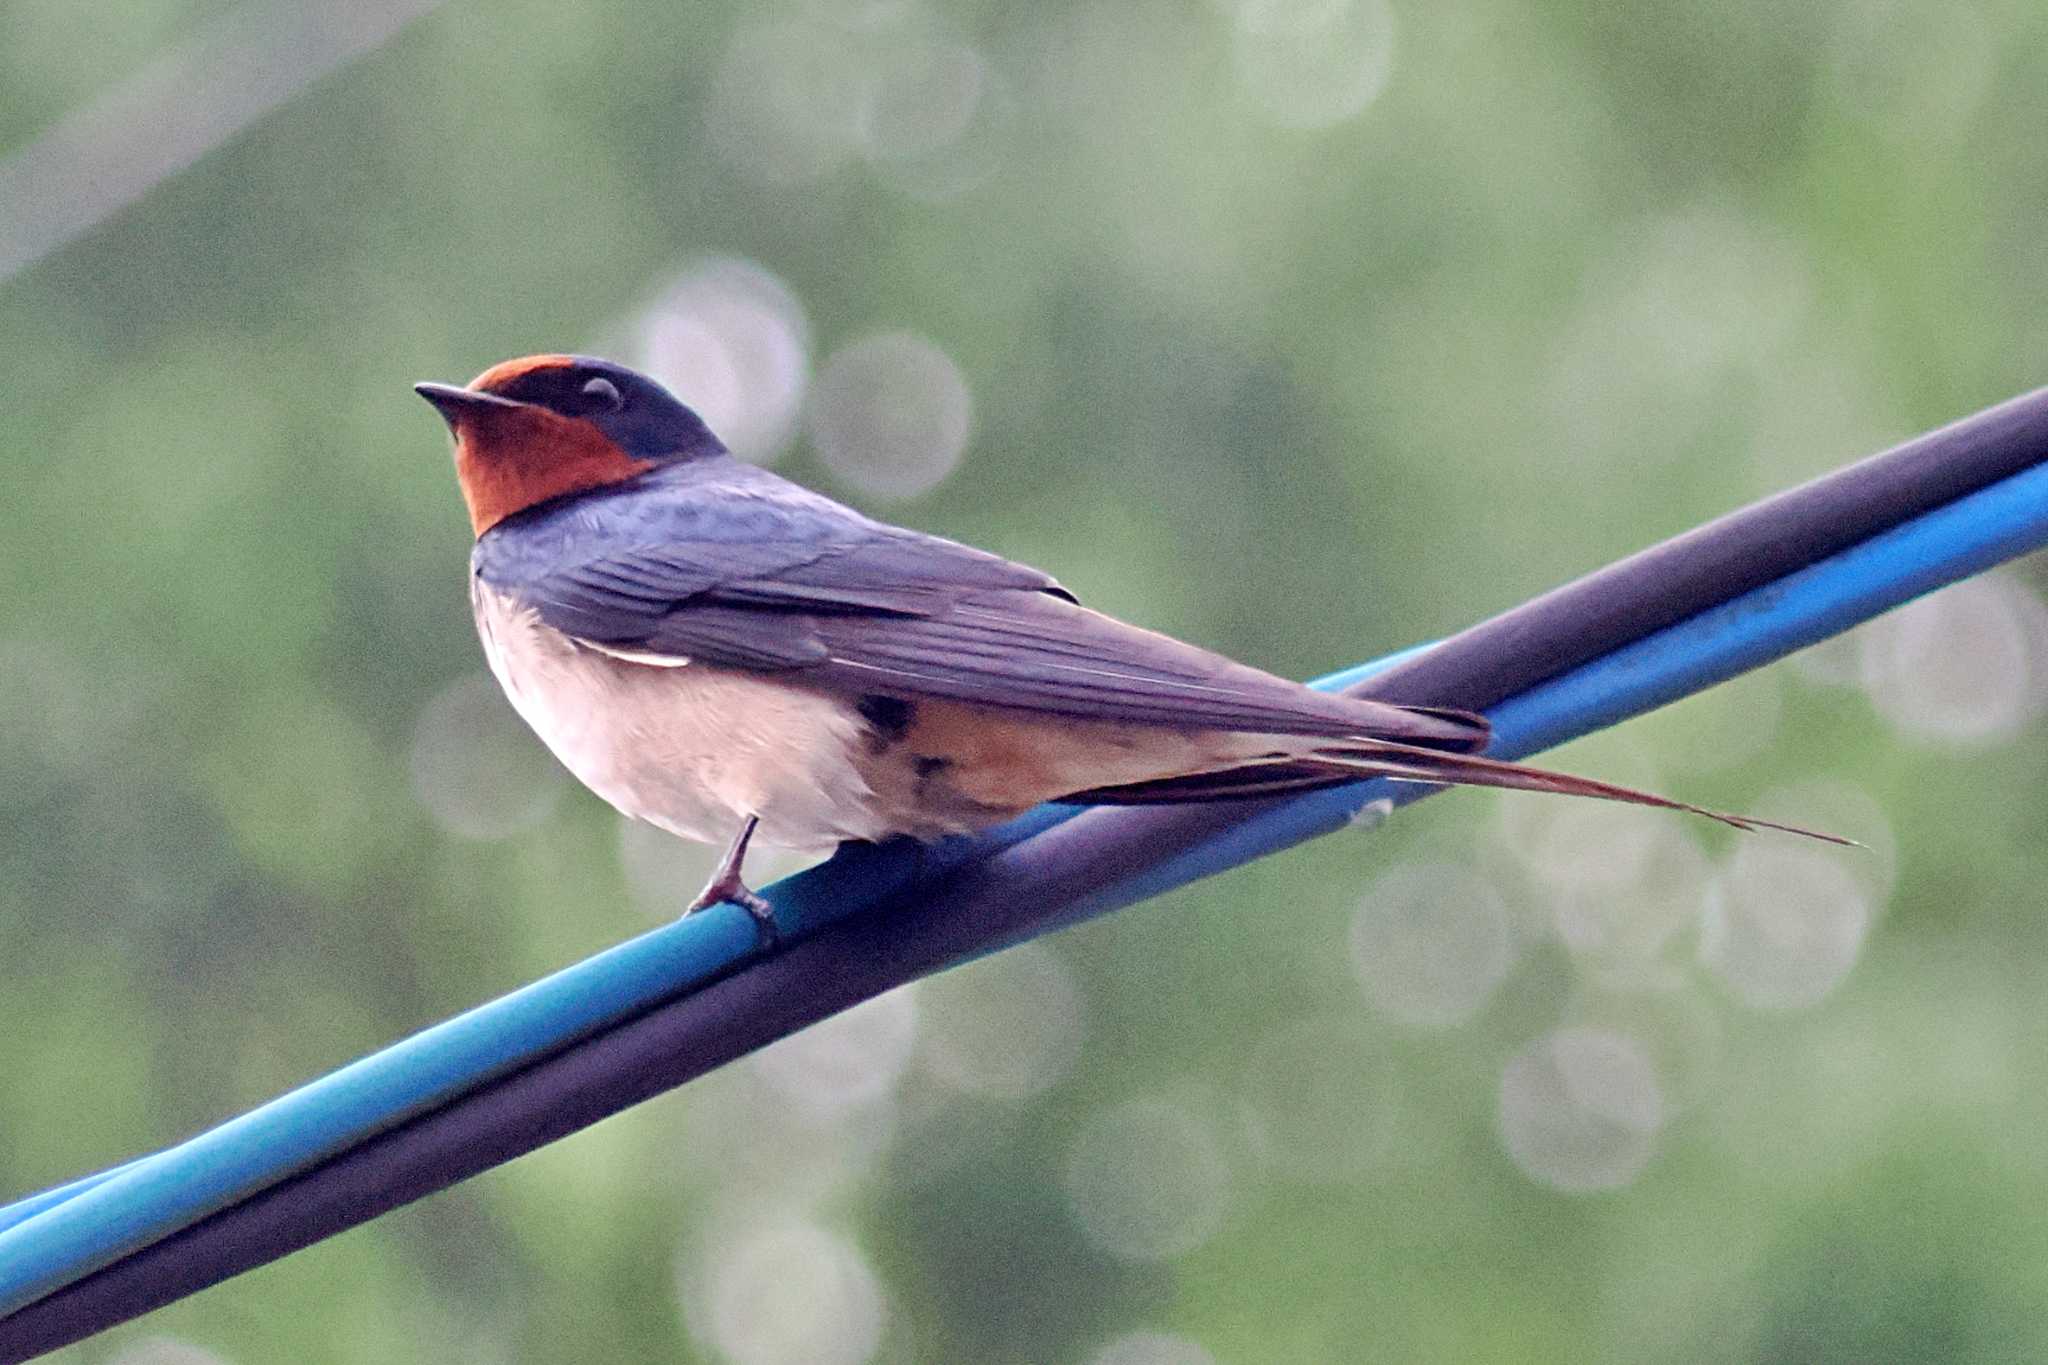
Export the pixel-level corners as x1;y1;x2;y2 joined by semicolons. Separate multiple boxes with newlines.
686;815;778;945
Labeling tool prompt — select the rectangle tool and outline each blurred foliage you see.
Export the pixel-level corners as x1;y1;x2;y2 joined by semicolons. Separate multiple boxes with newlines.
5;0;2048;1361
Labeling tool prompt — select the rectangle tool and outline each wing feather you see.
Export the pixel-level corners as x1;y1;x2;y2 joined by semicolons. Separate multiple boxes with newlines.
473;462;1487;747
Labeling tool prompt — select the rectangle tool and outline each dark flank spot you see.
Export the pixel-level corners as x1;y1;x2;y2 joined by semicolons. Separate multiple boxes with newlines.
857;694;915;751
911;753;967;810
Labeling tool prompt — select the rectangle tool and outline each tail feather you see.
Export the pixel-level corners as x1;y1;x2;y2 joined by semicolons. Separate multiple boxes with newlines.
1306;738;1857;846
1064;734;1854;846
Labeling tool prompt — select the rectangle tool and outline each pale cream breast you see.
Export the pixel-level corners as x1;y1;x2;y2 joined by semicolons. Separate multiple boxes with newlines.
470;579;889;851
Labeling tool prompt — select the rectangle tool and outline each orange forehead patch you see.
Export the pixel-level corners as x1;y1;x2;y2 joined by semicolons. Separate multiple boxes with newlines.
468;353;577;394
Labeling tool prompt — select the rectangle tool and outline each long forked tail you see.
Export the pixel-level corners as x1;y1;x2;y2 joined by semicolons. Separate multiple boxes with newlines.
1067;735;1854;845
1312;737;1857;846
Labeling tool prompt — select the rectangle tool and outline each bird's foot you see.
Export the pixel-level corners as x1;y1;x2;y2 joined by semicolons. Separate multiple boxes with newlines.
682;814;779;948
685;872;780;949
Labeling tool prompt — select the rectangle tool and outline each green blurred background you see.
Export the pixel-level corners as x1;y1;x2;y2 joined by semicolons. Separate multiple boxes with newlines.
6;0;2048;1361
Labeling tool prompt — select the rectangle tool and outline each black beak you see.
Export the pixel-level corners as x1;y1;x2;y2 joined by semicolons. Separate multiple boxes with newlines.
414;382;525;426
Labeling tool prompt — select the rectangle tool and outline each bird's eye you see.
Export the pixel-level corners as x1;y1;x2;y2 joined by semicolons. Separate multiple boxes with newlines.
581;376;624;411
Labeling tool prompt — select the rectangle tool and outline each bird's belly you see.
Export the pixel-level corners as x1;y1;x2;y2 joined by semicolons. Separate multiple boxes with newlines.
471;582;885;851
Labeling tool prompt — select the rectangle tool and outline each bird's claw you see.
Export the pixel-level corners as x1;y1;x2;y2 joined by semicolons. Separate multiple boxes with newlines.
684;877;780;949
682;814;779;948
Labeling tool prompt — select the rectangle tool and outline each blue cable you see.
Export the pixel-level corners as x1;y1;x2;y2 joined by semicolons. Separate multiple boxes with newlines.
0;1166;134;1239
1060;458;2048;922
0;641;1434;1312
3;461;2046;1320
0;642;1440;1256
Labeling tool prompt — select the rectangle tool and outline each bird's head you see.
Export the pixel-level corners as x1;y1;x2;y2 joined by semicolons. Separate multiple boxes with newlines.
416;354;725;536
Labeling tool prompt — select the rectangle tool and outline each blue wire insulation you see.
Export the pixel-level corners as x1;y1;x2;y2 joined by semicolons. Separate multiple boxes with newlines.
2;465;2045;1318
0;655;1458;1250
0;645;1445;1312
0;1166;135;1239
0;909;765;1312
1054;459;2048;924
0;638;1419;1243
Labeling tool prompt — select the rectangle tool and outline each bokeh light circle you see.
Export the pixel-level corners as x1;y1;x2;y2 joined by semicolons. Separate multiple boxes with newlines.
407;672;566;841
635;257;811;465
1545;825;1711;975
861;34;985;164
0;635;136;813
1498;1027;1664;1193
1063;1095;1233;1262
617;816;720;918
707;21;870;185
1349;862;1516;1027
1547;208;1814;469
1228;0;1396;131
919;942;1085;1100
672;1067;901;1206
750;987;921;1116
105;1339;234;1365
1857;574;2048;747
1828;0;1995;142
871;60;1013;202
1565;984;1725;1114
1699;840;1870;1012
1088;1331;1219;1365
1750;777;1898;903
1494;752;1669;895
684;1217;887;1365
808;331;973;500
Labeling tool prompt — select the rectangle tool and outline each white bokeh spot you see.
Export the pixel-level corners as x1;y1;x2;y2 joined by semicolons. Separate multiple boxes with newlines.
683;1217;888;1365
749;986;922;1116
706;20;871;185
635;257;810;465
105;1339;235;1365
0;635;144;812
919;942;1085;1100
1857;574;2048;747
1547;824;1712;977
408;672;566;841
1565;983;1724;1115
1227;0;1396;131
1350;862;1516;1027
1088;1331;1219;1365
1063;1095;1233;1262
809;330;973;500
1749;778;1898;904
861;32;985;163
1498;1027;1664;1193
1700;840;1870;1012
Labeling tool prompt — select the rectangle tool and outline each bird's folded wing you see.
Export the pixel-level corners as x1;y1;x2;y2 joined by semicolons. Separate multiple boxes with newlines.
477;502;1485;746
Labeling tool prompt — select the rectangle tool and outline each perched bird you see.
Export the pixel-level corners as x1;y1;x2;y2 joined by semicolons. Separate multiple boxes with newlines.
418;354;1840;937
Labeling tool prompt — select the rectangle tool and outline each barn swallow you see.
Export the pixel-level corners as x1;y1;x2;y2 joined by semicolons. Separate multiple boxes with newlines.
417;355;1842;938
